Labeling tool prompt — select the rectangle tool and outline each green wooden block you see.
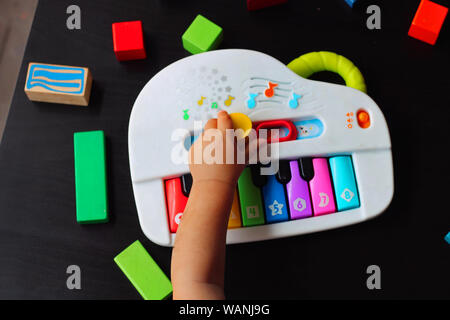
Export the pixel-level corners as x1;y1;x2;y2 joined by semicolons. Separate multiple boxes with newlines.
114;240;173;300
73;130;108;224
237;167;265;227
182;14;223;54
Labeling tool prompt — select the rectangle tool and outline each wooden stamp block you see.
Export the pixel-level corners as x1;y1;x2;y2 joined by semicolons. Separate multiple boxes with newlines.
24;62;92;106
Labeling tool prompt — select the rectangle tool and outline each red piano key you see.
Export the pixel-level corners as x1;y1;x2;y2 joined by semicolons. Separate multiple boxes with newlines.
165;178;188;233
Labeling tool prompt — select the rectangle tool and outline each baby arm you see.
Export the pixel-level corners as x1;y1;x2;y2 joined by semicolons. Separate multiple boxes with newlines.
171;111;245;300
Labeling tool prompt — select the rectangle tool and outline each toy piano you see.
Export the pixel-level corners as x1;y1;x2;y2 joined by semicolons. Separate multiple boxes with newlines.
128;49;394;246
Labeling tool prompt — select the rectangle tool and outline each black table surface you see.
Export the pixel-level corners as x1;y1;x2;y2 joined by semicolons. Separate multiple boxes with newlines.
1;0;449;299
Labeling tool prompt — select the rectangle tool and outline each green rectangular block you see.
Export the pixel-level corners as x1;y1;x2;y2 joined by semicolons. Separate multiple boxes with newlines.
182;14;223;54
114;240;173;300
237;167;266;227
73;130;108;223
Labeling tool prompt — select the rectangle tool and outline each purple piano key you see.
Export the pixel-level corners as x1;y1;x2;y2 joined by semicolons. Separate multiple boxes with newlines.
286;160;313;219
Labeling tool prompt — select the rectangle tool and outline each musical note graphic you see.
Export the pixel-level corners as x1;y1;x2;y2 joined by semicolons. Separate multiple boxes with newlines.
247;93;258;109
197;96;206;106
224;95;235;107
288;93;302;109
264;82;278;98
211;102;218;109
182;109;189;120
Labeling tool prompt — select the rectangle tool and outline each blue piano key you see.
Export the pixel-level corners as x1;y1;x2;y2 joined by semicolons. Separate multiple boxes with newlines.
329;156;360;211
262;175;289;223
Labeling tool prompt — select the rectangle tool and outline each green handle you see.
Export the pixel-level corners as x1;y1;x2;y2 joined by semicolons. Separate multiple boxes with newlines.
287;51;367;93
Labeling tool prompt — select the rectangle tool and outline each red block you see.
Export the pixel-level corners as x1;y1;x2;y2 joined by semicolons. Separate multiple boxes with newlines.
112;20;146;61
247;0;287;11
408;0;448;45
165;178;188;233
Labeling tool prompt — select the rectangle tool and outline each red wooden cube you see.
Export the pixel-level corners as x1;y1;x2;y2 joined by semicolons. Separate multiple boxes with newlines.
247;0;287;11
408;0;448;45
112;20;147;61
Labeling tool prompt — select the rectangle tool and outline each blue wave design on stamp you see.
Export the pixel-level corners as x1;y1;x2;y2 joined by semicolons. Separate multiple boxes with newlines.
26;64;85;94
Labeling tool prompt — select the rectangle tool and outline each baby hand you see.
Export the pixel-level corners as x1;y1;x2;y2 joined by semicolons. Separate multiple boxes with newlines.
189;111;267;187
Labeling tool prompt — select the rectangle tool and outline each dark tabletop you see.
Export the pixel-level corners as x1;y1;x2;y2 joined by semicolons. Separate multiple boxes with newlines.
1;0;449;300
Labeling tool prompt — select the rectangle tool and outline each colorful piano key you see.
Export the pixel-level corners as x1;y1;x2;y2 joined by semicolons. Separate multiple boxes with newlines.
165;178;188;233
329;156;360;211
262;175;289;223
286;160;313;219
309;158;336;216
238;167;265;227
228;190;242;228
164;156;360;232
180;173;193;197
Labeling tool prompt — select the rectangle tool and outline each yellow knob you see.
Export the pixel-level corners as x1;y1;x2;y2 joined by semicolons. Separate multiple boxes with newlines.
229;113;252;138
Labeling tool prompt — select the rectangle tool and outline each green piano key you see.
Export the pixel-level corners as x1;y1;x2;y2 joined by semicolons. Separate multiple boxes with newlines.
237;167;265;227
73;130;108;223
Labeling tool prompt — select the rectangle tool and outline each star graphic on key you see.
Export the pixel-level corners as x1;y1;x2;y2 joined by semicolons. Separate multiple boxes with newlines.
269;200;284;216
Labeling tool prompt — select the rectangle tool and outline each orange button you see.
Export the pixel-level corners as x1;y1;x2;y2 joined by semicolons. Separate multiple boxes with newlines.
357;110;370;129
